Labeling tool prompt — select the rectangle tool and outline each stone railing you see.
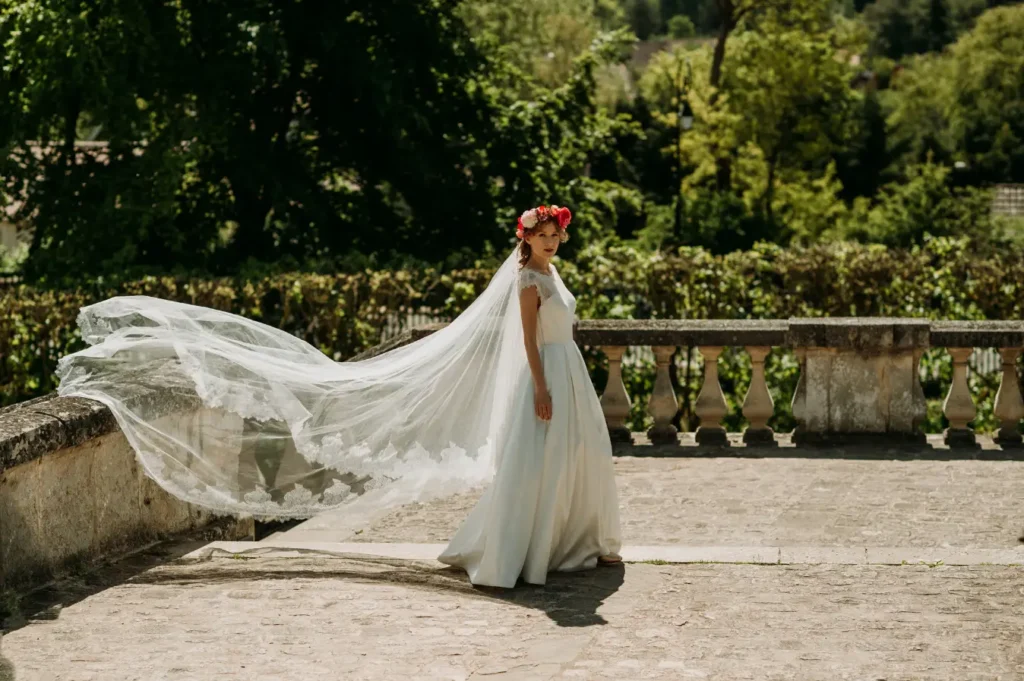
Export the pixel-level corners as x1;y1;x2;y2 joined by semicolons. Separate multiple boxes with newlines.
358;317;1024;448
576;319;1024;449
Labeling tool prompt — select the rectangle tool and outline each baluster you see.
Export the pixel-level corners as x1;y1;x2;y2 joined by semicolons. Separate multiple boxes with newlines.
695;346;729;446
742;346;776;446
600;346;633;444
791;349;807;442
912;348;928;438
943;347;976;447
647;345;679;445
994;347;1023;447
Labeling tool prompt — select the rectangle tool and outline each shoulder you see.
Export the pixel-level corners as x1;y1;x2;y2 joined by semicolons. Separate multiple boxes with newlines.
518;267;540;291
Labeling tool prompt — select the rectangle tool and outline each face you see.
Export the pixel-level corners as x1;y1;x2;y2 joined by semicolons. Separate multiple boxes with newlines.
525;221;561;259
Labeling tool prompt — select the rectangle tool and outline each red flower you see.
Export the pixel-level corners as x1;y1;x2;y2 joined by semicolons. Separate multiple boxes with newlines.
555;206;572;228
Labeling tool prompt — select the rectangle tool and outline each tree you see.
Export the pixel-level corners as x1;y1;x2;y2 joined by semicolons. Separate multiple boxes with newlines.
927;0;955;52
703;0;831;190
946;4;1024;184
887;52;956;172
862;0;1009;59
864;0;927;58
836;89;893;201
2;1;507;278
1;0;643;279
887;4;1024;185
840;161;1000;247
458;0;601;89
668;14;697;37
0;0;207;277
723;10;858;228
627;0;662;40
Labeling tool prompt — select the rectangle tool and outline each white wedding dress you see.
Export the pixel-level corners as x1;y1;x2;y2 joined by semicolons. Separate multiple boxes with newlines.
438;266;622;587
56;248;620;587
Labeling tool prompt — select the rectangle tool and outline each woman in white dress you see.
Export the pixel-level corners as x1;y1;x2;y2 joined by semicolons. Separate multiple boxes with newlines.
439;205;622;587
56;204;621;588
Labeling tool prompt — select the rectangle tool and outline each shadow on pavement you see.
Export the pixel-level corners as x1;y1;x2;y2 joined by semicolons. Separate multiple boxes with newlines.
132;551;625;628
0;636;15;681
1;539;217;635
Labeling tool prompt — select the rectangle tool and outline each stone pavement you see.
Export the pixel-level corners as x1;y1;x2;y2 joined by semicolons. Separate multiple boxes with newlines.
3;454;1024;681
287;456;1024;548
4;555;1023;681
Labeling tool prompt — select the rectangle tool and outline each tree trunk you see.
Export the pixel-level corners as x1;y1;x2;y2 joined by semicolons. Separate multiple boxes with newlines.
710;1;737;192
709;2;734;95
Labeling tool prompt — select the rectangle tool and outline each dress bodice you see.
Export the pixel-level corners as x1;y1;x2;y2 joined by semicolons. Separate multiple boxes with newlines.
518;265;576;345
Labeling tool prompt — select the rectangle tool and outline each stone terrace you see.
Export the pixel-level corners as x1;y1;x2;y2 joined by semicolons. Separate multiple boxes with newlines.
4;317;1024;680
4;451;1024;681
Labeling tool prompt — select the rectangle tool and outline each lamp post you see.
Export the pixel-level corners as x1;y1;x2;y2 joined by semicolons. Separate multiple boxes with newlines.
673;57;694;242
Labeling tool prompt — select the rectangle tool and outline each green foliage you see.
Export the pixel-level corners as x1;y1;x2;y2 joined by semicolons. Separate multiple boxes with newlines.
626;0;662;40
6;238;1022;437
458;0;602;88
667;14;696;37
1;0;507;279
840;161;1004;247
1;0;1022;282
946;4;1024;185
0;0;643;281
885;4;1024;189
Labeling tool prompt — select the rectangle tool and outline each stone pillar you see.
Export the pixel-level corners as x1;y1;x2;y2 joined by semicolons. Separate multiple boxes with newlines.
742;346;775;446
600;346;633;444
647;345;679;445
994;347;1024;447
787;319;929;445
694;346;729;446
943;347;976;447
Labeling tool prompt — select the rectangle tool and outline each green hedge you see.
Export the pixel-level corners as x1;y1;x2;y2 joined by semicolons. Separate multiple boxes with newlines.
3;237;1022;434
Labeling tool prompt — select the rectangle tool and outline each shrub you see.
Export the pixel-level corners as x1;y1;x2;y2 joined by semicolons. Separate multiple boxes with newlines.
4;237;1020;434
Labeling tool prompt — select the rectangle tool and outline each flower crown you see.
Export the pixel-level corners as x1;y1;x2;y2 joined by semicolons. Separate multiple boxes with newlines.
516;205;572;239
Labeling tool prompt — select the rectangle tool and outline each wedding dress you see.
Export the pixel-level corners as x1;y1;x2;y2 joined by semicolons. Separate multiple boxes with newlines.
438;265;621;587
56;247;621;585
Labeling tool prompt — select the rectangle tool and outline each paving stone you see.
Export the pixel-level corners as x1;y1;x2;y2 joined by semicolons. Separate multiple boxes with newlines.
3;556;1022;680
288;457;1024;549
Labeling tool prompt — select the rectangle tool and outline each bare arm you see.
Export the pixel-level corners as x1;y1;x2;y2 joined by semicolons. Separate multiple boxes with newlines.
520;285;551;420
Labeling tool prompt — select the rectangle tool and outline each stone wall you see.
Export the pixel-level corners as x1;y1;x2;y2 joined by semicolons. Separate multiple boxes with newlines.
0;394;253;591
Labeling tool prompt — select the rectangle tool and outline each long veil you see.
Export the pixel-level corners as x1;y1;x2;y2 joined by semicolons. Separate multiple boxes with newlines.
56;249;528;523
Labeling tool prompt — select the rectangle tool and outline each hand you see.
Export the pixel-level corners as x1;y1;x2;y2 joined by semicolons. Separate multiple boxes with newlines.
534;387;552;422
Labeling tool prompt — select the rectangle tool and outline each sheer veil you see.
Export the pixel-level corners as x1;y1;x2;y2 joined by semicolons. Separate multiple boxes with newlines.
56;249;529;522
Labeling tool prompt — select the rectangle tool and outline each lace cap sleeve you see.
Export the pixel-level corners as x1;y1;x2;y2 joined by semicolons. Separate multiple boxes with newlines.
517;267;553;300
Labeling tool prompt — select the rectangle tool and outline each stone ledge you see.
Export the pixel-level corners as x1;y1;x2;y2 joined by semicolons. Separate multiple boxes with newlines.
576;319;789;347
1;360;206;473
930;320;1024;348
357;319;1024;356
786;318;930;350
0;394;117;473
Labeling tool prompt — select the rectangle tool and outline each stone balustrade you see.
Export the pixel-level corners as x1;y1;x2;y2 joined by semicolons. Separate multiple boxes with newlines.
574;318;1024;449
356;317;1024;448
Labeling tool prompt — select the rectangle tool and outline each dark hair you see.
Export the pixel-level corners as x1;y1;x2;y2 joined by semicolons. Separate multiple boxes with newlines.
518;217;569;268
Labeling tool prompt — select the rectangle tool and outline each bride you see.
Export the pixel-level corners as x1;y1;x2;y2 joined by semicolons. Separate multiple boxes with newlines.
57;204;622;588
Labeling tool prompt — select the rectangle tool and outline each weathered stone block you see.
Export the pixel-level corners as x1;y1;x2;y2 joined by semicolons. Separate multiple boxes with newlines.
0;400;253;591
789;319;929;443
